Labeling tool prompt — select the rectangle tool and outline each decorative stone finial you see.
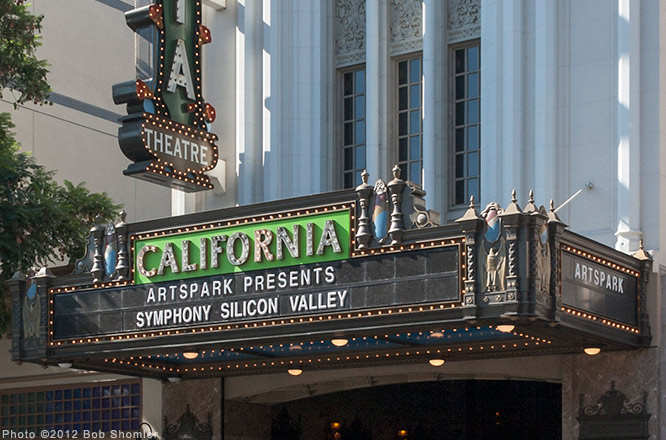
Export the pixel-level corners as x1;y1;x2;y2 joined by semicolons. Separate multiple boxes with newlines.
392;164;401;179
632;237;651;261
354;170;373;249
387;165;407;245
456;194;482;223
524;189;537;213
502;189;522;215
547;198;565;225
115;210;130;281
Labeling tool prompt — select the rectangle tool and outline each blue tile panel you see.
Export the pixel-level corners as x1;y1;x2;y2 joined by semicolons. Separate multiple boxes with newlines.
0;380;141;433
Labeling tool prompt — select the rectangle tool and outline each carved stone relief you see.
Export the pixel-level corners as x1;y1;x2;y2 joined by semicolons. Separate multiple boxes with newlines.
535;221;551;295
336;0;366;66
390;0;423;54
447;0;480;43
479;202;506;294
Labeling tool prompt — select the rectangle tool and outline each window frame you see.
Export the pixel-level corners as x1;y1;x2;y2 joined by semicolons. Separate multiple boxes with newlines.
449;39;481;208
393;52;423;185
339;64;367;190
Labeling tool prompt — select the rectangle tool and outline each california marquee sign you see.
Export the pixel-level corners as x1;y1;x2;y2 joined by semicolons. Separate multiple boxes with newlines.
113;0;218;191
8;169;653;379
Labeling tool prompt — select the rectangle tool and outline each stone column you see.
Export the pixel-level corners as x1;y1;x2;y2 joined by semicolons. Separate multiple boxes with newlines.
614;0;642;252
366;0;389;181
236;0;264;205
534;0;557;200
422;0;439;208
480;0;526;204
290;1;333;196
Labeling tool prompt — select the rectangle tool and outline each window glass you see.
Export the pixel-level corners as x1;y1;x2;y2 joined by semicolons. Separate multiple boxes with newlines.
396;56;422;185
453;43;481;205
342;67;367;188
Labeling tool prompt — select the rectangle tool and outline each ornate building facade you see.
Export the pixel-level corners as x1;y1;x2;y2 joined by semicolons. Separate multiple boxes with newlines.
2;0;666;439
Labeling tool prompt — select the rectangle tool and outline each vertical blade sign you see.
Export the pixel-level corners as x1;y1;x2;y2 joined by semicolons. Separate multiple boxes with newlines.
112;0;218;192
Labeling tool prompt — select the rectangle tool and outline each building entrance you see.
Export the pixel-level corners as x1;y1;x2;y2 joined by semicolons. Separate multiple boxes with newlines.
271;380;561;440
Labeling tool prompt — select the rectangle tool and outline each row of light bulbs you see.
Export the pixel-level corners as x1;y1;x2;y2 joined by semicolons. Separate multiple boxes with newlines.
175;326;595;378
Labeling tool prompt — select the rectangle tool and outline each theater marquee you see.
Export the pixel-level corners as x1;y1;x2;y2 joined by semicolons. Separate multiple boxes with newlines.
50;203;461;342
9;170;653;379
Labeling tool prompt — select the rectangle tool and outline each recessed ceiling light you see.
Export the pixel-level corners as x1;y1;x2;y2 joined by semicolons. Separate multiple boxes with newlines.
584;347;601;356
287;367;303;376
428;358;445;367
496;325;515;333
331;338;349;347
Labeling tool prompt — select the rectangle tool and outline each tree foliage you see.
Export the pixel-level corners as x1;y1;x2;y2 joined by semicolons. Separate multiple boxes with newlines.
0;115;121;279
0;2;122;333
0;0;50;106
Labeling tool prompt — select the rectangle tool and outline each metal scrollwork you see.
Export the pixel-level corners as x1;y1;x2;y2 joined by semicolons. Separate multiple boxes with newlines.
164;404;213;440
580;381;647;417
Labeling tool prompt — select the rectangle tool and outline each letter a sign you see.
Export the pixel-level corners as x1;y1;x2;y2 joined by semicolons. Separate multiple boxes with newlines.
112;0;219;192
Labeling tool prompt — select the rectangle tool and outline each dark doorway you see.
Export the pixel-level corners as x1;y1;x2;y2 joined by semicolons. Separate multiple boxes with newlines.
271;380;561;440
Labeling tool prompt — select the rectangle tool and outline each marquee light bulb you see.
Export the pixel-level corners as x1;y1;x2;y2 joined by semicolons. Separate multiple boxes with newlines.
182;351;199;360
